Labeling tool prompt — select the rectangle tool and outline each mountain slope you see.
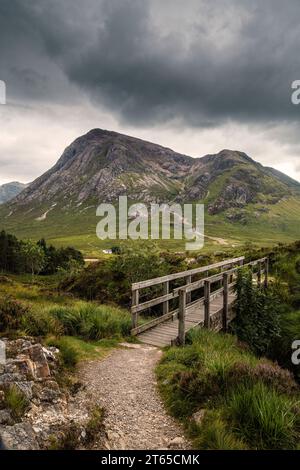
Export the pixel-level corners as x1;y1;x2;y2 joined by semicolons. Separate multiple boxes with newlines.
0;128;300;255
0;181;27;204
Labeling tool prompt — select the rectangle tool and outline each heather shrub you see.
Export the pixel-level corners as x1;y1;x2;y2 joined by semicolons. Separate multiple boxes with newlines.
0;296;29;331
157;328;300;450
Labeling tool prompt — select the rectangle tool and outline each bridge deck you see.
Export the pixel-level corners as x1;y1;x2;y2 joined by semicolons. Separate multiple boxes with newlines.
138;291;236;347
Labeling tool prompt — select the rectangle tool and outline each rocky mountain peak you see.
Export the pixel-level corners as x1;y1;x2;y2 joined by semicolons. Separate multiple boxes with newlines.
2;129;300;224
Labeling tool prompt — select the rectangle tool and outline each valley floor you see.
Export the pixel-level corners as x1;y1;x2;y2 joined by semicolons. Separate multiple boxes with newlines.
77;343;190;450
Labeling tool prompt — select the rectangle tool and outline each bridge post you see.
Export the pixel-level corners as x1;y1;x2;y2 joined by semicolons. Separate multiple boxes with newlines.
178;288;186;345
204;280;210;328
264;258;269;288
222;273;229;332
163;281;169;315
131;288;139;329
186;274;192;304
257;261;262;287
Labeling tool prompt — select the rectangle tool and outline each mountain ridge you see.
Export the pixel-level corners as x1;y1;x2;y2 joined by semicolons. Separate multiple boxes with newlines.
1;128;300;254
9;128;300;208
0;181;27;204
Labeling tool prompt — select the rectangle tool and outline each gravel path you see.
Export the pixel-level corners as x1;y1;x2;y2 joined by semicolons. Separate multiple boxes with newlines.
78;343;191;450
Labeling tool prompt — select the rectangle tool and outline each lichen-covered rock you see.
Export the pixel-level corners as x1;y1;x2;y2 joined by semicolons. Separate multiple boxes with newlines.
0;422;40;450
22;344;51;379
0;337;99;450
0;409;13;425
5;356;36;380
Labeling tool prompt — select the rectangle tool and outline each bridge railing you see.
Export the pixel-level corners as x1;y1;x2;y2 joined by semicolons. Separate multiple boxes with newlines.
131;256;245;335
177;257;268;344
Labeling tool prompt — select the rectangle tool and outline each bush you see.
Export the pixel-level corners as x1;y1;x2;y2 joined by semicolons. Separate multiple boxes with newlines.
157;329;258;418
85;405;105;443
227;382;300;449
48;424;81;450
50;302;131;340
22;308;64;337
0;296;29;331
271;310;300;381
157;328;300;450
61;242;187;306
224;361;297;395
194;411;247;450
232;269;281;356
4;385;29;420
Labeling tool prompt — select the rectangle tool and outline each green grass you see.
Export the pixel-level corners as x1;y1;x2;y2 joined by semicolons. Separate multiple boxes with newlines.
0;274;132;339
1;194;300;257
4;385;29;421
45;335;117;362
47;302;132;340
0;275;133;369
226;382;299;449
156;328;300;450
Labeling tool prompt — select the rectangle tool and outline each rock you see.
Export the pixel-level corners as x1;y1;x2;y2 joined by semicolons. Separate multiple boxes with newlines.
7;356;36;380
106;430;126;449
0;410;13;425
42;347;58;362
5;338;33;358
192;409;206;426
0;422;40;450
0;372;24;387
15;381;34;400
37;382;61;403
106;430;119;441
0;337;90;450
23;344;50;378
168;436;186;449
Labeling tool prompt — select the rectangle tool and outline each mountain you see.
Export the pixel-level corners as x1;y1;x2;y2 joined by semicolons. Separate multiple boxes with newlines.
0;181;27;204
1;128;300;254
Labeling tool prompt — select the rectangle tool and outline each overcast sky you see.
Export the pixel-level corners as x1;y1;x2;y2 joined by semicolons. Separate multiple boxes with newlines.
0;0;300;184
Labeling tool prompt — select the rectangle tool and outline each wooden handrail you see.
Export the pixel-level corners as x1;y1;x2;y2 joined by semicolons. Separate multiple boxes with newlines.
132;256;245;290
180;257;267;294
177;256;268;343
131;255;268;334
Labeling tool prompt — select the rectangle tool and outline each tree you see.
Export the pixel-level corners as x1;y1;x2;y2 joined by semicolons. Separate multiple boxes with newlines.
21;241;45;278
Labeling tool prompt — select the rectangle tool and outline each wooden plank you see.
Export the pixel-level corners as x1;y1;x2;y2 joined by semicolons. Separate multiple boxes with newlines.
186;274;192;304
131;308;177;335
223;273;229;332
204;280;210;328
132;256;245;289
131;289;139;329
133;285;234;335
131;291;176;314
257;261;262;286
178;289;186;345
163;281;169;315
140;331;175;341
183;259;265;294
139;337;170;347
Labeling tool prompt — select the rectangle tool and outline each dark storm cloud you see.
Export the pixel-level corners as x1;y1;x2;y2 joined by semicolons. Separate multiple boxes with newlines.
1;0;300;126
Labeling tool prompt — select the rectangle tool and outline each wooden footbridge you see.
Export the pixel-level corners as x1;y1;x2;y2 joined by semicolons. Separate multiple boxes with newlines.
131;256;268;347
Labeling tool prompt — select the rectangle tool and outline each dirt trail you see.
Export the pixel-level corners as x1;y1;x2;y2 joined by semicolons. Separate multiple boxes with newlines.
78;343;191;450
